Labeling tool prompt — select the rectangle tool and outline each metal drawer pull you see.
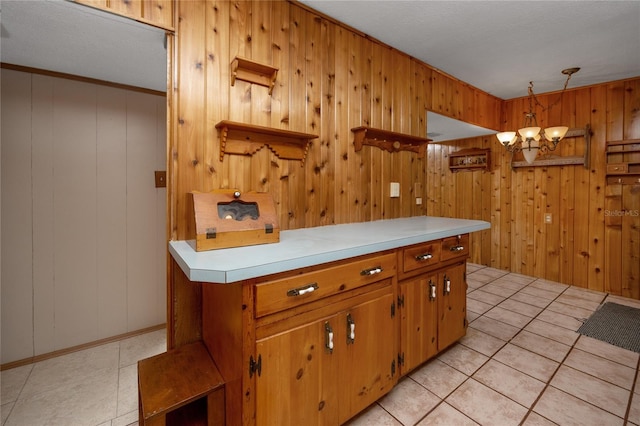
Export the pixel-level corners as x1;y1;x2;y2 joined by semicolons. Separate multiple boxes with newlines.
287;282;319;297
449;245;465;252
360;266;383;276
415;253;433;261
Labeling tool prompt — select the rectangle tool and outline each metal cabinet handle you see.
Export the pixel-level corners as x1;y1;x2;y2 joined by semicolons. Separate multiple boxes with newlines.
429;280;436;300
360;266;383;276
325;322;334;353
415;253;433;261
287;282;319;297
346;314;355;344
449;245;465;252
444;275;451;294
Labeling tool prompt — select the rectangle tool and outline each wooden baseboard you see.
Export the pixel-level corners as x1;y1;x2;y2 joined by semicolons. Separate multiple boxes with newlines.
1;324;166;371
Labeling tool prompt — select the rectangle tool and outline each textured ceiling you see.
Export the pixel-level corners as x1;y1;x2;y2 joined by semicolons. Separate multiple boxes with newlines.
0;0;167;92
2;0;639;141
300;0;640;100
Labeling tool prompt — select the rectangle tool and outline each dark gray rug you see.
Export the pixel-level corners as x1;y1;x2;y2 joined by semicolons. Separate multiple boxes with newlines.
577;302;640;353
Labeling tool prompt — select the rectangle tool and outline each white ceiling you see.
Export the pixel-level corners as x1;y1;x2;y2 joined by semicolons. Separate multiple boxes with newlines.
300;0;640;100
0;0;167;92
2;0;639;141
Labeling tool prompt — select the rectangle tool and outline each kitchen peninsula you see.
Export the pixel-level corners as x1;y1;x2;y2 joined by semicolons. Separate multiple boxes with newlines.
167;216;490;425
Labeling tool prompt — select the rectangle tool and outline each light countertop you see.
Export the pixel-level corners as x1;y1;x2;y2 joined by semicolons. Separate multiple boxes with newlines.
169;216;490;284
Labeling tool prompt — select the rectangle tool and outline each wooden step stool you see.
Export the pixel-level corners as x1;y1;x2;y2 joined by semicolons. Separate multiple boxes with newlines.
138;341;225;425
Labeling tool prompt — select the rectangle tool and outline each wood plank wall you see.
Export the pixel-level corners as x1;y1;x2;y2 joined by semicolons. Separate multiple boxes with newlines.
74;0;174;30
430;79;640;299
170;0;501;242
165;0;501;346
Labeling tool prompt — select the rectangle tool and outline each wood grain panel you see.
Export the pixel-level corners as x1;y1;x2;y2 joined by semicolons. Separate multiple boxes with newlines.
369;42;384;221
143;0;173;29
287;4;308;229
348;31;364;224
319;17;335;226
572;88;592;288
205;0;230;193
605;183;623;295
588;85;607;292
110;0;143;20
621;183;640;299
333;25;350;223
304;12;322;225
75;0;174;30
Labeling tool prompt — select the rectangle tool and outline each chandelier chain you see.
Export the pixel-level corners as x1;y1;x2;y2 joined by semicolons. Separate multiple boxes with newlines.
528;70;576;112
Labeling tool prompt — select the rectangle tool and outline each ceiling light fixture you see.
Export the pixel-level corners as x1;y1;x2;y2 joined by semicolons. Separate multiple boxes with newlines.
496;67;580;164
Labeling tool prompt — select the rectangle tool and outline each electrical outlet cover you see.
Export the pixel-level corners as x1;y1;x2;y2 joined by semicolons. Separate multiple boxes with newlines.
390;182;400;197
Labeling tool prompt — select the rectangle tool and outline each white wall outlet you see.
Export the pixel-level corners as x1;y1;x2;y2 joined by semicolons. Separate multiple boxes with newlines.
544;213;552;224
416;197;423;205
390;182;400;198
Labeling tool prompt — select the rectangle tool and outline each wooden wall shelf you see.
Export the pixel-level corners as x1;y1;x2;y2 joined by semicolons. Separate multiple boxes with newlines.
605;138;640;178
230;56;278;95
351;126;431;156
448;148;490;172
511;125;591;169
215;121;318;165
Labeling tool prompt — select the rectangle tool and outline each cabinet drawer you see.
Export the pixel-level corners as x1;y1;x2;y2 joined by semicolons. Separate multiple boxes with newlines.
606;163;628;174
255;253;396;317
401;241;441;273
440;234;469;261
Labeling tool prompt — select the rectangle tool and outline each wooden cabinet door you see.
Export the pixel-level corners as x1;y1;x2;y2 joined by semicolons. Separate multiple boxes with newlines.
256;316;340;426
399;275;438;375
338;286;396;424
437;262;467;351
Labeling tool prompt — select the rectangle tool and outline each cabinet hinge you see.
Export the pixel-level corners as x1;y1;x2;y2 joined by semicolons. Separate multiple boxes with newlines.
397;295;404;308
398;352;404;367
390;301;396;318
391;359;396;377
249;354;262;378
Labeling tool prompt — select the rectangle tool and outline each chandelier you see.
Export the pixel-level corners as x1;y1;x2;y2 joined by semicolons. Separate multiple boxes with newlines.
496;67;580;164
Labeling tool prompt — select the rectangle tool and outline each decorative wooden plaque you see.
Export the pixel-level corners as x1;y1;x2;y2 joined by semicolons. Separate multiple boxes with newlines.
192;190;280;251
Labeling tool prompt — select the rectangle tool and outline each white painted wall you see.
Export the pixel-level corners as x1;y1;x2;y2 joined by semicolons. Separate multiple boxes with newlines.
1;69;166;364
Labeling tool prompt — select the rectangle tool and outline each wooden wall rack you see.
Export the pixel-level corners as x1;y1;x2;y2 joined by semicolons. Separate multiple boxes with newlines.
230;56;278;95
351;126;431;156
605;138;640;179
448;148;490;172
511;125;591;169
215;120;318;165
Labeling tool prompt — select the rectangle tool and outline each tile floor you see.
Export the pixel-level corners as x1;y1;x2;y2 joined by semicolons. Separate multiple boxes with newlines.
1;264;639;425
1;329;166;426
347;264;640;426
